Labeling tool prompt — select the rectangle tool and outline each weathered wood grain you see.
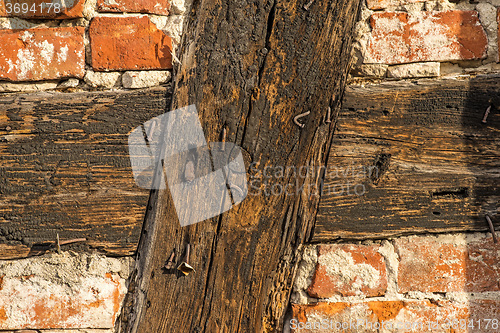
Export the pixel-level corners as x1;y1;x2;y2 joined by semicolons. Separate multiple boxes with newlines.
0;86;170;258
314;76;500;241
120;0;361;332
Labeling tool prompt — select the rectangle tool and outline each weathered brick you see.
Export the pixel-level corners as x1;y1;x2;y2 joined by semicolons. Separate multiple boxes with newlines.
465;235;500;292
0;0;84;19
97;0;170;15
396;234;500;293
0;252;130;330
365;11;487;65
0;27;85;81
291;300;470;333
0;272;124;330
89;16;173;71
366;0;426;10
307;244;387;298
395;236;467;293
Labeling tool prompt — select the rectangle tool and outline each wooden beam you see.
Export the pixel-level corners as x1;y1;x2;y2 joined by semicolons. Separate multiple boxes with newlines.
0;86;170;258
314;76;500;241
120;0;361;332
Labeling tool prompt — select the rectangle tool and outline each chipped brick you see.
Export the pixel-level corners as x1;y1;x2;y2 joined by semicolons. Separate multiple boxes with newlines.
307;244;387;298
0;27;85;81
89;16;173;71
395;236;467;293
365;11;488;65
396;235;500;293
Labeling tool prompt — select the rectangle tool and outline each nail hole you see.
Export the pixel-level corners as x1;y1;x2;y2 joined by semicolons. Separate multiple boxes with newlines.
433;211;441;216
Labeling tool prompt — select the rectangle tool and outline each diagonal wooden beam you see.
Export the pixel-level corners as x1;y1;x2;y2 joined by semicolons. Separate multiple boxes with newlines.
120;1;361;332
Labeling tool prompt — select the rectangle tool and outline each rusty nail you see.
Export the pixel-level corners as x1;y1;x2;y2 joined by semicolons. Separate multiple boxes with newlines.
482;105;491;123
59;238;87;246
304;0;315;10
177;243;195;275
325;107;332;124
294;111;310;128
486;215;498;243
56;234;61;253
164;250;176;269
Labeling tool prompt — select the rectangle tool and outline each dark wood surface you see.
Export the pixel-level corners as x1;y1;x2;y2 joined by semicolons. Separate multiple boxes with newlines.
313;76;500;241
0;86;170;258
120;0;361;332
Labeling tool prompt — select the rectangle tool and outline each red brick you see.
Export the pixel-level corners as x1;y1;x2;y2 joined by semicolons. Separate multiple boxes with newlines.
396;235;500;293
89;16;173;71
395;236;467;293
307;244;387;298
0;272;125;330
465;236;500;292
0;0;84;19
291;300;469;333
97;0;170;15
366;0;425;10
365;11;487;65
0;27;85;81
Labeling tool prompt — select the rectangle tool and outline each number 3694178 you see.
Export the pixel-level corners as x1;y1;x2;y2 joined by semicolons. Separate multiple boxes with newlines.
5;2;62;14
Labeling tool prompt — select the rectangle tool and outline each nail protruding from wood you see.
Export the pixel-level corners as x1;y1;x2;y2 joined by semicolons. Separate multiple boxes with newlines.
56;233;61;254
304;0;315;10
325;106;332;123
58;238;87;246
482;105;492;123
482;105;491;123
177;243;195;275
294;111;311;128
486;215;498;243
164;250;176;270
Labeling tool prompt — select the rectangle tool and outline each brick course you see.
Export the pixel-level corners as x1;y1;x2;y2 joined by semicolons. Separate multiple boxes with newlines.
292;300;500;333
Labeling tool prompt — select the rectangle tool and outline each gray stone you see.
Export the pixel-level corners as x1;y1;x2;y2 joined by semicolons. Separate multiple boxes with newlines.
122;70;171;89
387;62;440;79
84;70;121;88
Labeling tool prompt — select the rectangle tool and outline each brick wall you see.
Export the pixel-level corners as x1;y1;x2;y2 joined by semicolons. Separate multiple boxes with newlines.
350;0;500;81
288;0;500;331
289;233;500;333
0;0;189;92
1;0;499;332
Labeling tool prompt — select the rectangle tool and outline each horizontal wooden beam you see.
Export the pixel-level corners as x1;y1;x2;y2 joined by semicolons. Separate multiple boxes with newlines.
0;86;170;258
313;76;500;241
